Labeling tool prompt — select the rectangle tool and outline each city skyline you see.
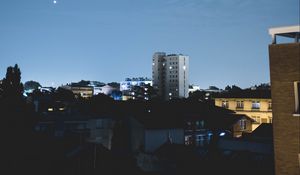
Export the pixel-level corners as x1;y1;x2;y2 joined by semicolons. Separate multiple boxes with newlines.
0;0;299;88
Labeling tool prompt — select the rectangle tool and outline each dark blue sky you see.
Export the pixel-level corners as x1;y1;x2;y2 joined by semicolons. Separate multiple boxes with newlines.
0;0;299;88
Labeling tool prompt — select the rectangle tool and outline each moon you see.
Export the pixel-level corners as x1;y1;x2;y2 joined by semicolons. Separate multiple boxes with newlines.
53;0;57;4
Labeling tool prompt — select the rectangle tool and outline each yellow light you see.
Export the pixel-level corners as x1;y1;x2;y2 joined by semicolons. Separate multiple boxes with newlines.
48;108;54;112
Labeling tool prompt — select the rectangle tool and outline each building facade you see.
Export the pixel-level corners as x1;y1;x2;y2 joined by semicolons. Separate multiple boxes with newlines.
62;86;94;98
268;25;300;175
120;77;152;91
215;97;272;131
152;52;189;100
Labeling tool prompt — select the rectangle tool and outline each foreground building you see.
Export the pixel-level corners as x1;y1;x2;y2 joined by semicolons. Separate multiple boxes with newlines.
152;52;189;100
268;25;300;175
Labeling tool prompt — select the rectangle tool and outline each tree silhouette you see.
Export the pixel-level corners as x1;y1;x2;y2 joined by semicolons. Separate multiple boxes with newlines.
24;80;41;91
1;64;24;101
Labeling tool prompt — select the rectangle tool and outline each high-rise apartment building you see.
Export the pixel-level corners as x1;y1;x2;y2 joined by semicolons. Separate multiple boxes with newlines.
268;25;300;175
152;52;189;100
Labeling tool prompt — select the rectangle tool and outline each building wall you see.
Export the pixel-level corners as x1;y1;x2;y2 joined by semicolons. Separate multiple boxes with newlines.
145;129;184;153
269;43;300;175
215;98;272;130
87;118;115;150
232;118;253;137
129;117;145;153
152;52;166;97
178;55;189;99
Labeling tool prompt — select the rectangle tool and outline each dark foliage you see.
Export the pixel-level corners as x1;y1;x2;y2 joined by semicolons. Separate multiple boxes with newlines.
24;80;41;91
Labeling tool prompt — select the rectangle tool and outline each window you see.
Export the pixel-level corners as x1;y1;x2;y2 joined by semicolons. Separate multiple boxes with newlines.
236;101;244;109
240;119;247;130
96;120;103;129
222;101;229;108
252;101;260;110
268;117;272;123
252;116;261;123
268;101;272;110
261;118;268;123
294;81;300;115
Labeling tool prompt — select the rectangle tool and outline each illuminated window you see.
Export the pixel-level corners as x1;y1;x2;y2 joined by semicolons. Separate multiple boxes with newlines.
48;108;54;112
221;101;229;108
252;101;260;110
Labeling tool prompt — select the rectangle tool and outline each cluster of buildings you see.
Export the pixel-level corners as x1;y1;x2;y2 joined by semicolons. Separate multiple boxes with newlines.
44;52;192;102
17;25;300;174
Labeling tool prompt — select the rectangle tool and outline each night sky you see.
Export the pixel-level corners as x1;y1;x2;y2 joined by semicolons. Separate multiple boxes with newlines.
0;0;299;88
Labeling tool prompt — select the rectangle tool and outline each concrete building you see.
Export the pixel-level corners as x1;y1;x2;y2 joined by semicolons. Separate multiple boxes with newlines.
152;52;189;100
268;25;300;175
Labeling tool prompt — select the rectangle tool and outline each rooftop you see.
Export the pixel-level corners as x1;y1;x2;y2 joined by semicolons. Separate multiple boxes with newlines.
269;25;300;44
214;89;271;99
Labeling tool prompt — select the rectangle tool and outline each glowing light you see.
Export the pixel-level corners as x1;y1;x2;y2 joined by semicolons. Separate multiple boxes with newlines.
59;107;65;111
183;65;186;70
48;108;54;112
169;66;172;69
53;0;57;4
169;93;172;96
219;132;226;137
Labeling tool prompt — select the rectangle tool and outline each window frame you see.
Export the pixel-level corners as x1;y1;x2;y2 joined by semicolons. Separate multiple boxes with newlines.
293;81;300;116
251;101;261;110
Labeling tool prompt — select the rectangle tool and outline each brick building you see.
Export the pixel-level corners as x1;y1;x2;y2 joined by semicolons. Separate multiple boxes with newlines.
268;25;300;175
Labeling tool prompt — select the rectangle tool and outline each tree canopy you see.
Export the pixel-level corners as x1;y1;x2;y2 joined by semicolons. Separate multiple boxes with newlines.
0;64;23;101
24;80;41;91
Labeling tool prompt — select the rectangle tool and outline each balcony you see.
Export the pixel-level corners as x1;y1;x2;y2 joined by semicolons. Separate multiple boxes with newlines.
251;107;260;111
236;106;244;111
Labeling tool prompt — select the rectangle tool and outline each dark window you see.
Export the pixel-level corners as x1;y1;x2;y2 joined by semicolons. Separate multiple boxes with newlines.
240;119;247;130
236;101;244;109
